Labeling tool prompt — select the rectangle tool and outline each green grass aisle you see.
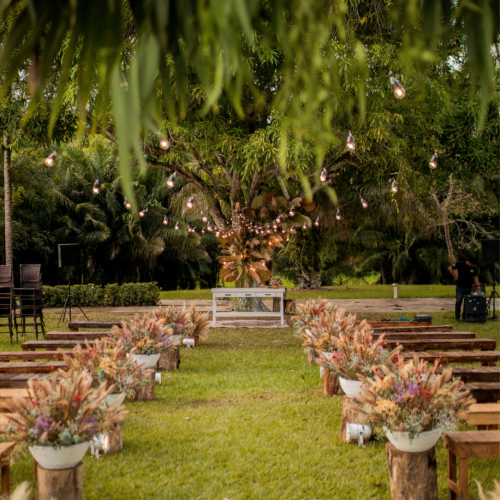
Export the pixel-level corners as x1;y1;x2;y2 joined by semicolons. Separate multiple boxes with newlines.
3;311;499;499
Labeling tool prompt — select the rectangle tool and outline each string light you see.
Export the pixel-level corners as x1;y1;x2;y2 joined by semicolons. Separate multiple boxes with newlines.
167;172;177;188
216;230;220;237
187;225;191;232
361;197;368;208
289;206;295;216
303;222;307;230
186;198;194;209
124;198;131;209
163;215;169;225
175;222;179;230
160;138;170;150
320;168;328;182
315;217;320;226
347;131;356;151
139;208;148;217
389;71;406;99
273;223;278;232
391;179;398;193
92;179;100;195
201;211;208;222
282;226;286;233
276;216;281;223
336;209;341;220
44;151;57;167
202;228;205;234
267;226;271;233
429;150;438;169
290;225;296;233
207;223;213;232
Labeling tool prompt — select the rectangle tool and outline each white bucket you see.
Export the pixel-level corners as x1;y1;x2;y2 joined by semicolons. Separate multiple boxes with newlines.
384;426;444;453
131;353;161;370
339;377;364;398
29;442;89;470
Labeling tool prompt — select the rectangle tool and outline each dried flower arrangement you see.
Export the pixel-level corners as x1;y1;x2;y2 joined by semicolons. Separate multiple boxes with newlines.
292;299;336;341
320;317;401;380
110;315;179;355
61;339;151;395
354;354;475;439
0;372;127;449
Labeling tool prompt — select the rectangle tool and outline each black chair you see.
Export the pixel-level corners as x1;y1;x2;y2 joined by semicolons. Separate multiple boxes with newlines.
0;266;14;342
13;287;45;340
20;264;41;290
0;265;13;288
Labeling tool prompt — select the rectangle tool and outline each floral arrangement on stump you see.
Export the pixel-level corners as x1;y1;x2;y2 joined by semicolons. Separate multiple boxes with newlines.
0;372;127;451
269;277;283;288
61;339;151;396
353;354;475;448
292;299;336;341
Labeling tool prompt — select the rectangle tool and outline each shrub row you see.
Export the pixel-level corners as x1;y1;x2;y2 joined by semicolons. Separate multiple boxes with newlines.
41;282;161;307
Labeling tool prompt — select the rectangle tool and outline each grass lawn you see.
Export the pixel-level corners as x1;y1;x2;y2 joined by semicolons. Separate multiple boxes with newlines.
2;310;499;499
160;284;496;301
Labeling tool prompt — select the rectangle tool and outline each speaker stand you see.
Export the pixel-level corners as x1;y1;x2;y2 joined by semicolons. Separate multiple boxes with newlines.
57;273;88;326
487;265;499;321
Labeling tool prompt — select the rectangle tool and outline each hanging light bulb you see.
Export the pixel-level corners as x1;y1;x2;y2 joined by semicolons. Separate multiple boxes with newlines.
336;209;341;221
44;151;57;167
347;131;356;151
320;168;328;182
216;230;220;237
124;198;131;209
139;208;148;217
391;179;398;193
273;223;278;231
92;179;100;195
389;71;406;99
163;215;169;226
207;223;213;232
201;211;208;223
290;225;296;233
315;217;320;226
167;172;177;188
303;222;307;230
202;228;205;234
267;226;271;233
282;226;286;233
429;150;438;169
276;216;281;223
361;197;368;208
187;225;191;232
186;198;194;209
175;221;179;230
289;206;295;216
159;138;170;150
192;226;197;233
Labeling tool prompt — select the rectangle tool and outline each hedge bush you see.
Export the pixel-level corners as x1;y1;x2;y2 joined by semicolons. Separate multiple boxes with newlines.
41;282;161;307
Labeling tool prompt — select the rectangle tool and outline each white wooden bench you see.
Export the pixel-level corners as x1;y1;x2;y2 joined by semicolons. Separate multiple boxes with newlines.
211;288;286;326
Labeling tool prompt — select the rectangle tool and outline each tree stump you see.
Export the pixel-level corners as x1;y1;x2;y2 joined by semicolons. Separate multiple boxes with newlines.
130;372;155;402
157;348;180;371
284;299;296;313
36;462;83;500
323;368;339;396
386;443;438;500
108;424;123;453
340;396;363;442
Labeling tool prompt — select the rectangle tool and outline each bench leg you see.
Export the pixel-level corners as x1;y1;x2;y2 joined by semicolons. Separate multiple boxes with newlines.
458;457;468;500
448;450;457;500
1;464;9;496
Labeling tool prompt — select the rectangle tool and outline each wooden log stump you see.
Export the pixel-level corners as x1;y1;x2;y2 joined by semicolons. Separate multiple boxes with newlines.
36;462;83;500
340;396;362;442
284;299;296;313
157;348;180;371
386;443;438;500
130;372;155;402
108;424;123;453
323;368;339;396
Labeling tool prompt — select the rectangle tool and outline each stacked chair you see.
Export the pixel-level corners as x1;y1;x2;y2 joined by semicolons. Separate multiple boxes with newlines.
0;266;13;342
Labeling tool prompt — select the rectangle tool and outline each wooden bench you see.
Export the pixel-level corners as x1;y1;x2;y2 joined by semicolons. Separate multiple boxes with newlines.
45;331;109;341
371;332;475;341
464;383;500;403
400;351;500;366
367;321;432;327
385;338;496;352
437;366;500;383
465;404;500;428
444;430;500;500
0;373;52;388
372;325;452;333
0;352;74;362
68;320;121;331
22;340;96;351
0;362;66;374
0;388;29;399
0;442;15;497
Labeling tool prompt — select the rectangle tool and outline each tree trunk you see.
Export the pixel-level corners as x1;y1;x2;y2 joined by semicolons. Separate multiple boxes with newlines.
130;372;155;401
432;175;456;265
158;348;180;371
3;132;12;267
36;462;83;500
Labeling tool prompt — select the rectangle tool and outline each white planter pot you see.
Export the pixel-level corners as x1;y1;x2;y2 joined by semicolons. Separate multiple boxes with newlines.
106;393;126;408
29;442;89;470
339;377;364;398
132;353;160;370
346;423;372;445
384;426;444;453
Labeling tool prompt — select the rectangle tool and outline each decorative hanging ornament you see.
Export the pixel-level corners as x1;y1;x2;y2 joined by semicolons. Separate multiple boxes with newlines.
160;138;170;150
163;215;169;225
167;172;177;188
336;209;341;221
289;206;295;216
391;179;398;193
186;198;194;209
347;131;356;152
175;221;179;230
44;151;57;167
320;168;328;182
124;198;131;209
139;208;148;217
92;179;100;195
315;217;320;226
429;150;438;169
389;71;406;99
361;197;368;208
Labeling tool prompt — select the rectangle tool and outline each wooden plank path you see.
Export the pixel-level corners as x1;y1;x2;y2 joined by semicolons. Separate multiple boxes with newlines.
371;332;475;341
400;351;500;365
385;338;496;352
45;331;109;341
0;362;66;374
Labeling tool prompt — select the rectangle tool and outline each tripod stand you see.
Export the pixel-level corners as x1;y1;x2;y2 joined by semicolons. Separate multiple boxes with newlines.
487;264;499;321
57;269;89;326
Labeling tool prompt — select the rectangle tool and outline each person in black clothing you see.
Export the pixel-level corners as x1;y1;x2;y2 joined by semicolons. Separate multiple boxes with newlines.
448;257;480;321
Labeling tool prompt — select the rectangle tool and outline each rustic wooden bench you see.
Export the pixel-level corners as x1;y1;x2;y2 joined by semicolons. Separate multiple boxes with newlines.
444;430;500;500
0;373;52;388
0;351;74;362
0;361;66;374
0;442;15;496
0;388;29;399
385;338;496;352
367;321;432;327
465;403;500;429
371;332;475;341
68;320;121;331
45;331;110;341
22;340;96;351
437;366;500;383
371;325;452;333
463;383;500;403
400;351;500;366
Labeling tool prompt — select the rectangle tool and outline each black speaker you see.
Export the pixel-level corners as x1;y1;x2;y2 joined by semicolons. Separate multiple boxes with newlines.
482;239;499;264
463;295;486;323
58;244;80;268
